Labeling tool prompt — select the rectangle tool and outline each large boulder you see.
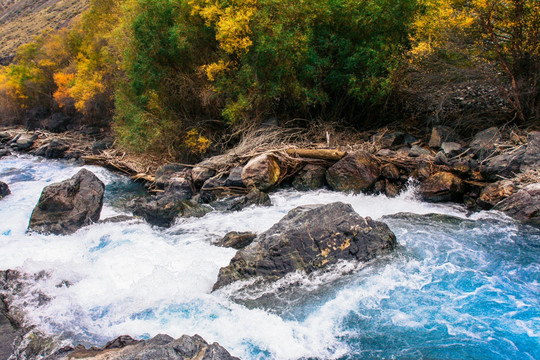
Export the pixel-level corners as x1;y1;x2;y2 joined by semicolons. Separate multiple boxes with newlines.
292;164;327;190
14;134;37;150
480;148;526;180
213;202;396;290
191;165;216;188
494;184;540;227
241;153;281;191
419;171;465;202
469;127;501;159
428;126;459;148
0;181;10;199
224;167;245;188
49;334;239;360
28;169;105;235
127;195;210;227
520;131;540;172
45;140;70;159
41;113;72;133
326;151;381;193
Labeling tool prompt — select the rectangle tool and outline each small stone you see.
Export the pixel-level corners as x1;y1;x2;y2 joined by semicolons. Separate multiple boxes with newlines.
215;232;257;249
441;142;462;157
409;145;431;157
428;126;459;148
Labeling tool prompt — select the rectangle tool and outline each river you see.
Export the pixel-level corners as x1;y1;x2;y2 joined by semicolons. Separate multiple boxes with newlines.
0;154;539;359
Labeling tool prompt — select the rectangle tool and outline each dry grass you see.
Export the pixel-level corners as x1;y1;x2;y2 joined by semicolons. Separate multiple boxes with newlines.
0;0;89;59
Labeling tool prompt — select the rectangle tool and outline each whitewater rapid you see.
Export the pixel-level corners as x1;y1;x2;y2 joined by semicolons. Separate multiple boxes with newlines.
0;154;538;359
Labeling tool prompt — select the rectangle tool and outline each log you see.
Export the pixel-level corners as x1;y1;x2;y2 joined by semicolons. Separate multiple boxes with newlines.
285;148;346;161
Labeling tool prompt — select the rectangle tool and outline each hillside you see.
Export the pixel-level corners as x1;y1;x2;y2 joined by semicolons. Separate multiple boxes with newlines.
0;0;88;62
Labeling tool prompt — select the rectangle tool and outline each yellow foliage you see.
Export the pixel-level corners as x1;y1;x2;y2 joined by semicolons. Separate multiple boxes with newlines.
53;72;75;108
184;128;210;154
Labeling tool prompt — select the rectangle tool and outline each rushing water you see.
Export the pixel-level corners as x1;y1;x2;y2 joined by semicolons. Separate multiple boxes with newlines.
0;154;539;360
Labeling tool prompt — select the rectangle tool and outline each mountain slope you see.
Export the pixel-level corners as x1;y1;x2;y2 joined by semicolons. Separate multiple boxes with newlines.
0;0;89;62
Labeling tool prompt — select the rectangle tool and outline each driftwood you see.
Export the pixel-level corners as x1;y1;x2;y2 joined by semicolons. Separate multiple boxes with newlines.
285;148;346;161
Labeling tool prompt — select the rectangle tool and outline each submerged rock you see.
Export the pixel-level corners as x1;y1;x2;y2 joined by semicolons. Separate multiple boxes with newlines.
28;169;105;235
326;151;380;192
127;196;210;227
213;202;396;290
0;181;10;199
241;153;281;191
494;184;540;227
420;171;464;202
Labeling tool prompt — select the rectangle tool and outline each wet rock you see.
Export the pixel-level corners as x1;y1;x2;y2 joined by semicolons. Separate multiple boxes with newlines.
127;196;210;227
41;113;71;133
0;132;11;143
428;126;459;148
213;202;396;290
210;189;271;212
98;215;139;224
441;142;462;157
477;180;516;210
49;334;239;360
45;140;69;159
0;181;10;199
164;176;195;200
480;148;526;180
0;148;11;158
292;164;327;190
385;181;400;198
28;169;105;235
520;131;540;172
494;184;540;227
373;180;385;194
215;231;257;249
451;162;470;176
224;167;245;188
191;165;216;188
326;151;380;193
241;153;281;191
416;163;433;181
409;145;431;157
91;138;114;155
469;127;501;159
103;335;140;350
380;163;400;180
420;171;465;202
199;176;227;203
155;164;189;189
15;134;37;150
0;312;21;360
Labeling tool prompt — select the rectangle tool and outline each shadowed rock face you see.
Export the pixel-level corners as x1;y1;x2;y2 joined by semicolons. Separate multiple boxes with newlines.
420;171;465;202
326;151;381;193
28;169;105;235
213;202;396;290
495;184;540;227
0;181;10;199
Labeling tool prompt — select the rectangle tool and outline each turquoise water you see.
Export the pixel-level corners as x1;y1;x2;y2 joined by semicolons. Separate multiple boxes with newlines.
0;154;538;359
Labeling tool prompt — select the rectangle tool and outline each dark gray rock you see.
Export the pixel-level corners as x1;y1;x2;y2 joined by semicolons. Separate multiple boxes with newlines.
469;127;501;159
402;134;418;146
440;142;462;157
155;164;188;189
24;108;49;130
428;126;459;148
98;215;139;224
213;202;396;290
0;181;10;199
209;189;271;212
371;131;404;148
164;176;195;200
326;151;381;193
420;171;465;202
480;148;526;180
224;167;245;188
381;163;400;180
494;184;540;227
199;176;227;203
520;131;540;172
0;312;21;360
45;140;70;159
0;148;11;158
15;134;37;150
0;132;11;143
41;113;72;133
408;145;431;157
28;170;105;234
292;164;327;190
215;231;257;249
91;138;114;155
434;151;449;165
127;196;210;227
191;165;216;188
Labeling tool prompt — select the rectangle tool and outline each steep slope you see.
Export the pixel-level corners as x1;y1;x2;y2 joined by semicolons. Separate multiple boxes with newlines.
0;0;89;62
